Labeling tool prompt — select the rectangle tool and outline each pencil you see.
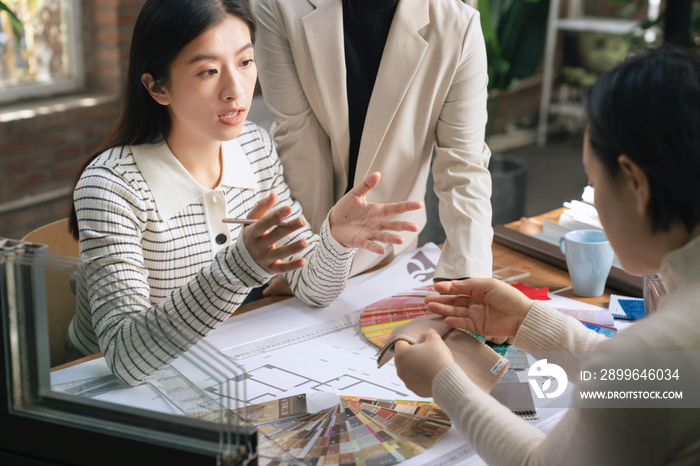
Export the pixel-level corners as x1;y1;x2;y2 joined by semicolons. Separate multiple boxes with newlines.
222;218;290;227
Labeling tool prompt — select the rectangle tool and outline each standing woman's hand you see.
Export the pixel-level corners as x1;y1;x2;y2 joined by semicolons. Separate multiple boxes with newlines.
424;278;534;339
329;172;423;254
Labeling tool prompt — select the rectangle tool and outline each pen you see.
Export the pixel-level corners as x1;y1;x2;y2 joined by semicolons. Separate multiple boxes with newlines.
222;218;290;227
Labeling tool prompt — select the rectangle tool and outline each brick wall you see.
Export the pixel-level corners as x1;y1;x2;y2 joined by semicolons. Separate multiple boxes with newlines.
88;0;144;94
0;0;146;241
0;102;120;240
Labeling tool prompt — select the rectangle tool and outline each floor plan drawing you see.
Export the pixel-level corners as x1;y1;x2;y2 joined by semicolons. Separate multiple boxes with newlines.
205;362;410;404
202;327;416;405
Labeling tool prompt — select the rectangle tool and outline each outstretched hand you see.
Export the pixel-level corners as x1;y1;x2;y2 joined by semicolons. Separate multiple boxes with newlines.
424;278;534;339
329;172;423;254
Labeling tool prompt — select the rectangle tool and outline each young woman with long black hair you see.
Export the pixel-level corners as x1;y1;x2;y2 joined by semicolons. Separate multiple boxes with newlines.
66;0;421;386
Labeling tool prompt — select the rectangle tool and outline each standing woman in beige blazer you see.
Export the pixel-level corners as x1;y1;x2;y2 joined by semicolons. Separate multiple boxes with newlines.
253;0;493;284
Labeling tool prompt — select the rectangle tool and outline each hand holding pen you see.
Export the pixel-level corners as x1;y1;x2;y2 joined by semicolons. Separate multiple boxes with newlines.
236;191;309;275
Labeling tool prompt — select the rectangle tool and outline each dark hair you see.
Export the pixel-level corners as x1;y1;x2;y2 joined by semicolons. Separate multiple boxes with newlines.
586;47;700;234
68;0;256;239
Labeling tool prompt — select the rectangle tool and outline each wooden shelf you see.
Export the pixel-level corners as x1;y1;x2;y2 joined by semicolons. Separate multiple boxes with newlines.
557;17;639;35
550;101;586;117
537;0;652;146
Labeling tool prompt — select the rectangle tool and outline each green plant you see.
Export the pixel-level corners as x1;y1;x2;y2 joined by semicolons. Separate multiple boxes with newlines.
476;0;549;93
0;1;22;43
468;0;549;137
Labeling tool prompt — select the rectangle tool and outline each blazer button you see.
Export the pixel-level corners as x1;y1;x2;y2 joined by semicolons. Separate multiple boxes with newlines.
215;234;227;245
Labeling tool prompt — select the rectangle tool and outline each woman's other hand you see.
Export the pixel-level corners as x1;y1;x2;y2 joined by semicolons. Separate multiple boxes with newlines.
241;191;309;274
424;278;533;339
394;329;455;397
329;172;423;254
262;276;294;297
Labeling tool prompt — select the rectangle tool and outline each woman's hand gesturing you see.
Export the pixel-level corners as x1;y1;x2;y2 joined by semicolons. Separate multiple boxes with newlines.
329;172;423;254
424;278;534;339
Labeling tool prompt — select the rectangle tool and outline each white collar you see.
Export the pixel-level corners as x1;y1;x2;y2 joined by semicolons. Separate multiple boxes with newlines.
130;139;256;222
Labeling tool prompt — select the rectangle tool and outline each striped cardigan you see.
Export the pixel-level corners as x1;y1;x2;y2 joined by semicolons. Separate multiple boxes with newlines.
68;122;357;386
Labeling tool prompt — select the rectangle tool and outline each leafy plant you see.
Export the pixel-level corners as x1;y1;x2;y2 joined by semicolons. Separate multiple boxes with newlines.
0;1;23;44
476;0;550;93
468;0;549;137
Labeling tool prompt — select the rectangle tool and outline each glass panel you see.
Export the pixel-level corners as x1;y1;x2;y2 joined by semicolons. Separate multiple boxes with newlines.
0;238;269;464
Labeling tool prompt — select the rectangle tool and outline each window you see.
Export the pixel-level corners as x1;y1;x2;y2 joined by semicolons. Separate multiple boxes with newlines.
0;0;83;104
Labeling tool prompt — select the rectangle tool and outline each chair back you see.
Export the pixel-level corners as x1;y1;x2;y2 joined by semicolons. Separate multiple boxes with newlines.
21;219;80;367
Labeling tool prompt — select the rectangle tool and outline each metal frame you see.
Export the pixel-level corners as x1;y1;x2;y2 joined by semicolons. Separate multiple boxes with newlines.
0;239;258;465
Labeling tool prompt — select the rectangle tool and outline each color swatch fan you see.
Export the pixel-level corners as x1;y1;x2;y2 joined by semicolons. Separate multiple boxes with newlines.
360;286;533;369
257;397;451;466
359;289;435;348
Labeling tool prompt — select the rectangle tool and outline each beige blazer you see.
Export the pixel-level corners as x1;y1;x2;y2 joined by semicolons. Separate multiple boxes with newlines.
253;0;493;278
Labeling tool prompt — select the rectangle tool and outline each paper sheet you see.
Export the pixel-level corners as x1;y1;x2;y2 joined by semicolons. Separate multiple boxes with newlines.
206;243;443;354
50;242;578;464
50;358;178;414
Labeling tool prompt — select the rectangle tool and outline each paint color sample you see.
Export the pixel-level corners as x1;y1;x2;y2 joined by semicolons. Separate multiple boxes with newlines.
582;322;617;337
257;396;452;465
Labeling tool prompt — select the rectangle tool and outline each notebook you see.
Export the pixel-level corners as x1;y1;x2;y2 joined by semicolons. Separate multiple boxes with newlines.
491;380;539;420
609;294;645;320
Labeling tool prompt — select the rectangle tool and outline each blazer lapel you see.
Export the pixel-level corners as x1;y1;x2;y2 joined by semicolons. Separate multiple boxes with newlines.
302;0;350;183
354;0;429;185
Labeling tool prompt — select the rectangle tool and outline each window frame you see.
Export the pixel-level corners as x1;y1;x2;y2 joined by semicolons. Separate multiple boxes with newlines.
0;0;85;105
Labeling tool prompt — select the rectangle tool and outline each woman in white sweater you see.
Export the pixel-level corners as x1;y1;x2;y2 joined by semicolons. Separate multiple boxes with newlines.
394;47;700;464
66;0;421;386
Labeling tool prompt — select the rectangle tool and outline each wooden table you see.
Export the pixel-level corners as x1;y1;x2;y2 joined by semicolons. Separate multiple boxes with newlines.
52;211;609;372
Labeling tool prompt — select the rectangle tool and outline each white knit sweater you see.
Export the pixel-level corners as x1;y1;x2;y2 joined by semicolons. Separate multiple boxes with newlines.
68;122;357;386
433;234;700;465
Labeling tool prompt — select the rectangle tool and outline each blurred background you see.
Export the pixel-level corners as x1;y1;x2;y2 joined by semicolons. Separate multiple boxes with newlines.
0;0;698;243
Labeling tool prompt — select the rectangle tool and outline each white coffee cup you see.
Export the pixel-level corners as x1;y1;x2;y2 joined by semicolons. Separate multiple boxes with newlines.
559;230;614;297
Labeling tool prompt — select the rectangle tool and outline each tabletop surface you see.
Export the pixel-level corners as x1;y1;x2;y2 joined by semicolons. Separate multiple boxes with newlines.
51;209;611;372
